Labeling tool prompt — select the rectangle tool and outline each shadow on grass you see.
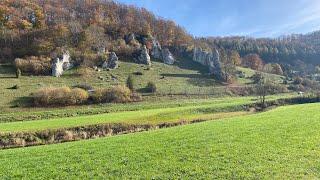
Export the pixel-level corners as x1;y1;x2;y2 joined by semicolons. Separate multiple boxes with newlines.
160;73;218;87
10;96;33;108
0;76;16;79
174;57;209;74
137;87;151;93
0;64;16;78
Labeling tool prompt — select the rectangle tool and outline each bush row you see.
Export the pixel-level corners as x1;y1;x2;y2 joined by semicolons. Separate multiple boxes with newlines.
32;87;89;106
91;85;142;103
32;85;142;107
14;56;51;75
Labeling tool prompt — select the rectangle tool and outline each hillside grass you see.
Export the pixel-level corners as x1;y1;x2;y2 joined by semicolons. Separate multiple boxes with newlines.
236;66;284;84
0;60;279;112
0;59;214;109
1;103;320;178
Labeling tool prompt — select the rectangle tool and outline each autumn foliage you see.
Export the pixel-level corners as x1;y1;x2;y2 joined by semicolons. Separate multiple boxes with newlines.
242;54;264;70
0;0;192;63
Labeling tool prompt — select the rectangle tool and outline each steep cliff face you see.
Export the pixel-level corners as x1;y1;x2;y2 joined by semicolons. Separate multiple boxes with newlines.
193;47;223;79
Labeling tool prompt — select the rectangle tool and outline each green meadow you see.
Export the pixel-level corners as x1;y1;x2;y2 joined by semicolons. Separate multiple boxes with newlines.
1;103;319;179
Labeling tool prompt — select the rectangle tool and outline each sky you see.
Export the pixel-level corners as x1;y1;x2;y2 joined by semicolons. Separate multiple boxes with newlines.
117;0;320;38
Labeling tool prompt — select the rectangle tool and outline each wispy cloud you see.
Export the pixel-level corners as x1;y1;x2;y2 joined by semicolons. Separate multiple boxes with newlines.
252;0;320;37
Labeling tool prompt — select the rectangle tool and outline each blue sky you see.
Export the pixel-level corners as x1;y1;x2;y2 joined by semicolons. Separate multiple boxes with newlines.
117;0;320;38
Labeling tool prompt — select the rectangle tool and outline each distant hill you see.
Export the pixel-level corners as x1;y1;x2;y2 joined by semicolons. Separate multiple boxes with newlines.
201;31;320;69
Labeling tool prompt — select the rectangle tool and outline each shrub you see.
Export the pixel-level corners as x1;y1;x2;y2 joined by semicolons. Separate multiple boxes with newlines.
32;87;89;106
126;75;135;91
146;82;157;93
105;85;132;103
14;56;51;75
70;88;90;104
92;85;142;103
91;88;108;103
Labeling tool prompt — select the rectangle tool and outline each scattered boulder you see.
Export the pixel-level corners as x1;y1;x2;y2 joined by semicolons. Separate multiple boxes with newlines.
52;51;73;77
193;47;223;80
102;52;119;69
135;45;151;66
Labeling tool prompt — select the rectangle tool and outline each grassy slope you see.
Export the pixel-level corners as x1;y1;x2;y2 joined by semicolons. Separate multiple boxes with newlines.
0;60;282;112
0;59;216;110
1;103;320;179
236;66;284;84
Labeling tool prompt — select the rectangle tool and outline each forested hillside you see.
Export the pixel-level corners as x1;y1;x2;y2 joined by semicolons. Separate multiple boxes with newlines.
0;0;192;63
201;31;320;72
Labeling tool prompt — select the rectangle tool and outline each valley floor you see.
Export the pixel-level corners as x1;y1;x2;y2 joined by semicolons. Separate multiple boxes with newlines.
0;103;320;179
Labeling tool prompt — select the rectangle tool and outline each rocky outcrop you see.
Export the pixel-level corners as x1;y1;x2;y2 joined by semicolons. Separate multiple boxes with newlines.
102;52;119;69
151;39;163;59
151;39;175;65
135;45;151;66
161;48;175;65
52;52;72;77
193;47;223;79
61;52;73;70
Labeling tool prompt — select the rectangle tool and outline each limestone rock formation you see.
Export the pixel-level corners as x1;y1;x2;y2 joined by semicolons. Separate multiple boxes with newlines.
151;39;163;59
161;48;175;65
136;45;151;66
102;52;119;69
61;52;73;70
193;47;223;79
151;39;175;65
52;51;72;77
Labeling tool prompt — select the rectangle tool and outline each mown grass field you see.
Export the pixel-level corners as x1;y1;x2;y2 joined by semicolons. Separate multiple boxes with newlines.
0;97;252;133
0;94;294;133
0;103;319;179
0;96;249;122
